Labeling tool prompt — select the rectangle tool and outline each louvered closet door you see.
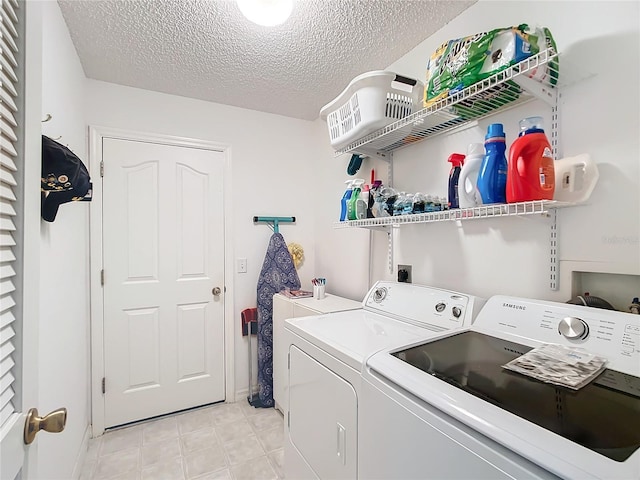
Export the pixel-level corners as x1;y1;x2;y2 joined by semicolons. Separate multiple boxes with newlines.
0;0;27;478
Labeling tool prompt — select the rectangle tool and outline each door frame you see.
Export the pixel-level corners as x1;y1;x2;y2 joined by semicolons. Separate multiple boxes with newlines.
88;126;235;436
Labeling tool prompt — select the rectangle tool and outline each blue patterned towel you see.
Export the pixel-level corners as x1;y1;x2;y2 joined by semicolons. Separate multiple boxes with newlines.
254;232;300;407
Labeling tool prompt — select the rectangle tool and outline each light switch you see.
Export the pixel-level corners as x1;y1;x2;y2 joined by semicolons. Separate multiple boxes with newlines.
237;258;247;273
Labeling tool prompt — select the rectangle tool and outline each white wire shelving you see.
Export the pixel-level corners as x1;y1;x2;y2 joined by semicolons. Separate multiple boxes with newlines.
334;200;574;229
335;48;561;157
328;47;590;291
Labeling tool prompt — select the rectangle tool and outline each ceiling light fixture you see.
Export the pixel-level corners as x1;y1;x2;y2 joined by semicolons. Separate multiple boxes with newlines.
237;0;293;27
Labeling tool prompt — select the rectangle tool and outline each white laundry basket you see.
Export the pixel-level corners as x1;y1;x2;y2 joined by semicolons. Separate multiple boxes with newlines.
320;71;424;151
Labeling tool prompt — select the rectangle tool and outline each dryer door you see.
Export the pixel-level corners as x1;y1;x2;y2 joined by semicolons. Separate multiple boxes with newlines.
288;345;357;479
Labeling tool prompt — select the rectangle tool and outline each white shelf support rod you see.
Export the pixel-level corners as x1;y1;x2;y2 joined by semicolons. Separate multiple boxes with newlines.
551;95;560;160
387;226;394;274
387;153;394;273
550;209;559;290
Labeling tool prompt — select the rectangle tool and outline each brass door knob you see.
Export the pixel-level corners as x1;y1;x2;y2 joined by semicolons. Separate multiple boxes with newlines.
24;407;67;445
212;287;222;296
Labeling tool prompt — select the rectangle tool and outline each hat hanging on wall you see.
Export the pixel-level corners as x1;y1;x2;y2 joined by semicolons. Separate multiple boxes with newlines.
41;135;92;222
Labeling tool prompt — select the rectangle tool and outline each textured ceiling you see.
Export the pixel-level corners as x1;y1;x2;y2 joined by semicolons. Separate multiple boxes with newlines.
58;0;476;121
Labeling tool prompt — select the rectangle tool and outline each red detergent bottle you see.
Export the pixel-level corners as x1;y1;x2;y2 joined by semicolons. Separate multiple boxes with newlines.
506;116;555;203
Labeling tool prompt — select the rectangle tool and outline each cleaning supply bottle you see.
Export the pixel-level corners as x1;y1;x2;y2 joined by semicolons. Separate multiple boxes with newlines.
458;143;484;209
340;180;354;222
477;123;507;204
347;179;364;220
368;180;381;218
356;184;370;219
506;116;555;203
447;153;465;209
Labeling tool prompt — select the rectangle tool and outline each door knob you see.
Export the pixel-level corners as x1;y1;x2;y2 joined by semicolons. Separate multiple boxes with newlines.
212;287;222;296
24;407;67;445
24;408;67;445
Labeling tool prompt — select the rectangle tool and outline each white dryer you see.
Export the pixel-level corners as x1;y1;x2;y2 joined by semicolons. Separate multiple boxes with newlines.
283;281;485;479
360;295;640;480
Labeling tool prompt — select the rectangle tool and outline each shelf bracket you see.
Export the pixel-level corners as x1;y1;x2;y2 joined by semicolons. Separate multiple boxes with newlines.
512;75;558;107
550;209;558;291
360;151;392;163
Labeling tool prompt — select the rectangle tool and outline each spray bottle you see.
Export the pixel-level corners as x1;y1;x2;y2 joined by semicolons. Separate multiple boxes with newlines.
347;179;364;220
357;184;370;220
340;180;355;222
447;153;465;209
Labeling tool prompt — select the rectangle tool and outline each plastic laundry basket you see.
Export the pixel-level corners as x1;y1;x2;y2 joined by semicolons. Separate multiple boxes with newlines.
320;71;424;151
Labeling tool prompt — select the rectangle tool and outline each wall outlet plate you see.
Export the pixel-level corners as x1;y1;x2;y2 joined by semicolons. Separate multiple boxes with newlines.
398;264;412;283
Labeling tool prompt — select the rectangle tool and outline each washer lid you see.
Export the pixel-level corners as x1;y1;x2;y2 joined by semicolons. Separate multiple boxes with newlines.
365;328;640;480
393;331;640;463
284;309;441;371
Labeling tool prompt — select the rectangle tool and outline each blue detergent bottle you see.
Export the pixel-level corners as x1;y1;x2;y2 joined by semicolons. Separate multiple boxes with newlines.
477;123;508;204
340;180;355;221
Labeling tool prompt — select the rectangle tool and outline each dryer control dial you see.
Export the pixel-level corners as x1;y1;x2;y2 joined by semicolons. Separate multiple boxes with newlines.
452;307;462;318
373;287;388;303
558;316;589;340
435;302;446;313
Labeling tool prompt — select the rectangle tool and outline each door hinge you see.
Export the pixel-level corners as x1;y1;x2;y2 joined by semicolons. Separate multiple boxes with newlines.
100;269;104;286
287;411;290;428
287;353;290;370
100;161;104;177
101;377;106;394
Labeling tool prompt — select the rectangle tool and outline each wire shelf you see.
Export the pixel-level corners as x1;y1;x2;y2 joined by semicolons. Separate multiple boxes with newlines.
335;48;561;156
333;200;575;229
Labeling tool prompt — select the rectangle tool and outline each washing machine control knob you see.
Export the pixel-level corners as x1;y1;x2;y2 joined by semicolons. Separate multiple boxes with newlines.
452;307;462;318
558;317;589;340
435;302;446;313
373;287;387;303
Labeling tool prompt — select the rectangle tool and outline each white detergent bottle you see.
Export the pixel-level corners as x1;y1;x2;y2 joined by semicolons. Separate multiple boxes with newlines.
458;143;485;208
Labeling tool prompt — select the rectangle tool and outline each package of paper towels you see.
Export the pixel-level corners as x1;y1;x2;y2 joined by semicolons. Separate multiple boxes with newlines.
424;24;558;108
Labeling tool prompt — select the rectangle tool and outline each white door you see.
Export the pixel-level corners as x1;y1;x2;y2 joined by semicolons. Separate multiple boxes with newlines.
102;138;226;427
1;0;47;478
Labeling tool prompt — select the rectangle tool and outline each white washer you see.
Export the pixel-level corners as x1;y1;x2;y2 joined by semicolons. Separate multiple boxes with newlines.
361;295;640;480
283;281;485;479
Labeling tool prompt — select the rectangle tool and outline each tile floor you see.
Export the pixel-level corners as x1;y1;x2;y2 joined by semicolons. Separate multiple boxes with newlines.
80;402;285;480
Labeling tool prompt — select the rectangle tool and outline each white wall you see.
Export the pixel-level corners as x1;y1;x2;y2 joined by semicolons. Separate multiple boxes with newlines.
315;0;640;308
83;80;318;400
39;1;91;478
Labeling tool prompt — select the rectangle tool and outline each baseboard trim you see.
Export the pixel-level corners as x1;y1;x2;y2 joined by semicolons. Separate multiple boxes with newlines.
235;387;258;403
71;424;91;479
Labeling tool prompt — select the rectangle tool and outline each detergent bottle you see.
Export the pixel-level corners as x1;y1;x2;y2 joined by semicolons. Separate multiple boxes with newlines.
340;180;354;221
347;179;364;220
506;116;555;203
477;123;507;204
447;153;465;209
458;143;484;208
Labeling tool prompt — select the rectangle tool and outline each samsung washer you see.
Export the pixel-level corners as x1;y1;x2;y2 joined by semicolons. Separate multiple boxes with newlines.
360;295;640;480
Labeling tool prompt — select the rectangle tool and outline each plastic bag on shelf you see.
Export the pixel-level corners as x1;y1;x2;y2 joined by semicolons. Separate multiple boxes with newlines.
424;24;558;109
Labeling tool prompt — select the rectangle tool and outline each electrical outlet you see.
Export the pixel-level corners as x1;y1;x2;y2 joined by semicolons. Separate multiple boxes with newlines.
236;258;247;273
398;264;412;283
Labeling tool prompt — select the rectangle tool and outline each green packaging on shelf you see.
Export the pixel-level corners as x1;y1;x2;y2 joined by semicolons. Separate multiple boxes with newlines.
424;24;558;109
